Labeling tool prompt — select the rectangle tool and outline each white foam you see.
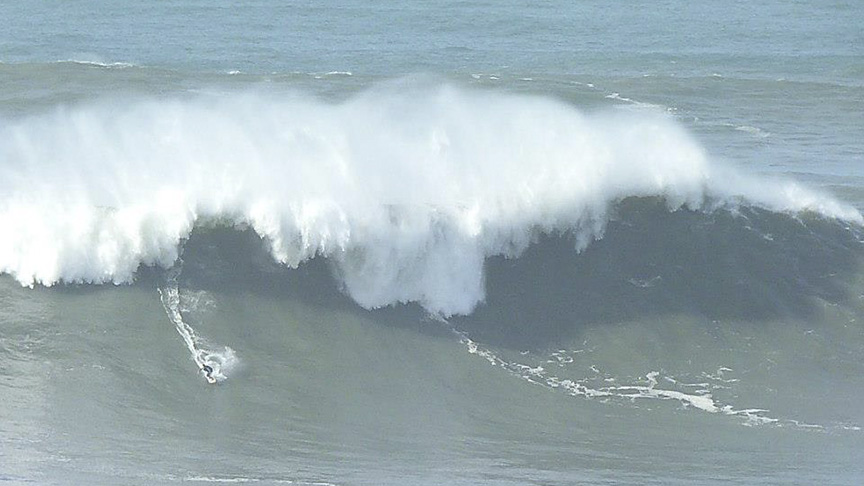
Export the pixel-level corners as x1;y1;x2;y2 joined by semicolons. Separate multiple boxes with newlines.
58;58;135;68
159;265;238;383
610;371;720;413
604;91;669;113
0;84;860;316
184;477;261;483
455;335;819;427
181;477;302;484
734;125;770;138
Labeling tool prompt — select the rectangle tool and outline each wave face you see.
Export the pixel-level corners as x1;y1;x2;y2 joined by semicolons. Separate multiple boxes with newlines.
0;83;860;316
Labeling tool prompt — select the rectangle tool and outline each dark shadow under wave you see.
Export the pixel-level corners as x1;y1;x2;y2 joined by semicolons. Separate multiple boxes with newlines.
460;198;864;349
141;197;864;351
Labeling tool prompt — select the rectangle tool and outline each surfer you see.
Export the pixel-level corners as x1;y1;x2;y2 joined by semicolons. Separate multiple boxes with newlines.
201;364;216;383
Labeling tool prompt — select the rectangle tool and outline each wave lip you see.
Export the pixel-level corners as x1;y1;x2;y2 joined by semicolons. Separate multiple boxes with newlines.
0;84;860;315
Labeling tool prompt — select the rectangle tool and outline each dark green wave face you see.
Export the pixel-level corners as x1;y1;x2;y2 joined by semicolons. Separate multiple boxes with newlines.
2;0;864;484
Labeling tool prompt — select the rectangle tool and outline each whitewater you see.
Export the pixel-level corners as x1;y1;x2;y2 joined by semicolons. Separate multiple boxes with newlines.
1;86;859;316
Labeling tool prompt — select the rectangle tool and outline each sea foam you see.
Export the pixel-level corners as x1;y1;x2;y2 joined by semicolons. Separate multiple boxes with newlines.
0;84;859;315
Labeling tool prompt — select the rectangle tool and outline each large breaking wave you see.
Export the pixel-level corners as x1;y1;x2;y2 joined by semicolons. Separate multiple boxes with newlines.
1;83;860;316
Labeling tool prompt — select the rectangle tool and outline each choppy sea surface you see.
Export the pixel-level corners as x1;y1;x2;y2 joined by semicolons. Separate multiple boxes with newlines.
2;1;864;485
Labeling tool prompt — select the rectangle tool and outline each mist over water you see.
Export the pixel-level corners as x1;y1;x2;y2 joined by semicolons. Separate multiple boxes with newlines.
2;1;864;485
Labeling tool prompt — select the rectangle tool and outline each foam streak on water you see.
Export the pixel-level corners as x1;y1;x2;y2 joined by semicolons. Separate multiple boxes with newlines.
455;329;840;429
158;263;236;383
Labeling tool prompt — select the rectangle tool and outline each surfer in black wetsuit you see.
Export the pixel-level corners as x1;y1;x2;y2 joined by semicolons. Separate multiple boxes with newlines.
201;364;215;381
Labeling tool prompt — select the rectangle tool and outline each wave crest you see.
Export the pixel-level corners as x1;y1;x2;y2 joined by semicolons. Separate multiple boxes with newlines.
0;84;859;315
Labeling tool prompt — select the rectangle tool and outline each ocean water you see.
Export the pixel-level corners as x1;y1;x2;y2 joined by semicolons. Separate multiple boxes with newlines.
2;1;864;484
